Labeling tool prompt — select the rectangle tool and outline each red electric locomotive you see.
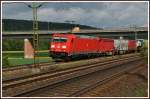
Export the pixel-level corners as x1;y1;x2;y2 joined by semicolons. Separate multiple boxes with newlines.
98;38;114;55
49;33;115;60
49;33;75;59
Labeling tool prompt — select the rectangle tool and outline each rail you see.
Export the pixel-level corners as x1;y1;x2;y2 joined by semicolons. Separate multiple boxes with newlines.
2;54;143;97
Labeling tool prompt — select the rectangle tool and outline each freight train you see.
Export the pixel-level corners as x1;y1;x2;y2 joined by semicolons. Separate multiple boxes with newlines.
49;33;143;60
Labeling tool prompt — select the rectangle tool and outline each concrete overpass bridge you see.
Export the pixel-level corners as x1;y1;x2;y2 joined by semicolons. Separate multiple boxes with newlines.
2;27;148;40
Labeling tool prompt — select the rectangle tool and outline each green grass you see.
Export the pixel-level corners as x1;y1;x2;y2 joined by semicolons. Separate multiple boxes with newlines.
36;52;49;57
3;52;24;58
2;51;52;67
6;58;52;67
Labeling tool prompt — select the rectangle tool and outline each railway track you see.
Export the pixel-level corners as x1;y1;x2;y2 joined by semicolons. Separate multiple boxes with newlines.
2;53;138;72
3;53;140;82
79;64;147;97
2;62;57;81
2;54;144;97
2;53;140;81
17;58;145;97
69;63;147;97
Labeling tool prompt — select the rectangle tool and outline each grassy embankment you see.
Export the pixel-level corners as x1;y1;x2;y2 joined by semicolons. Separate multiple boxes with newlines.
2;50;52;67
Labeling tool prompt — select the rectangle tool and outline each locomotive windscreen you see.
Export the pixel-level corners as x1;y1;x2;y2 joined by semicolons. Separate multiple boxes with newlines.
53;37;67;42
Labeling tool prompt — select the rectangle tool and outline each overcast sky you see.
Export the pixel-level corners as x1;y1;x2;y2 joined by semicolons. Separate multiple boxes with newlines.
2;2;148;28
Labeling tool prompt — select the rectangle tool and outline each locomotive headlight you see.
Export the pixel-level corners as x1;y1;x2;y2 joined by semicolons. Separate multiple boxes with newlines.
62;45;66;49
51;45;55;48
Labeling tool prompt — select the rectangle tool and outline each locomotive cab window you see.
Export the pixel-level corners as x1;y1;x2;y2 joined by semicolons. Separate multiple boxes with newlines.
53;37;67;42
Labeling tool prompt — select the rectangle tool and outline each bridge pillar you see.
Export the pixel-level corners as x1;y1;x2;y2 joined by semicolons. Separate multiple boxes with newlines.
24;39;34;58
72;27;80;32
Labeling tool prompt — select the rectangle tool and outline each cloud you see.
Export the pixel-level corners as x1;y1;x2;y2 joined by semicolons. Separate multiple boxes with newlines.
2;2;148;28
38;7;84;22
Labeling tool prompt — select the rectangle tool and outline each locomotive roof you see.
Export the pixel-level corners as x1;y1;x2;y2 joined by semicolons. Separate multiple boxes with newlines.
52;33;75;37
76;35;98;39
52;33;98;39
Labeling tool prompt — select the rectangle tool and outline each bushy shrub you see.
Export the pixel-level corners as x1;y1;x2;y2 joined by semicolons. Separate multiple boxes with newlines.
2;39;24;51
2;39;50;51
